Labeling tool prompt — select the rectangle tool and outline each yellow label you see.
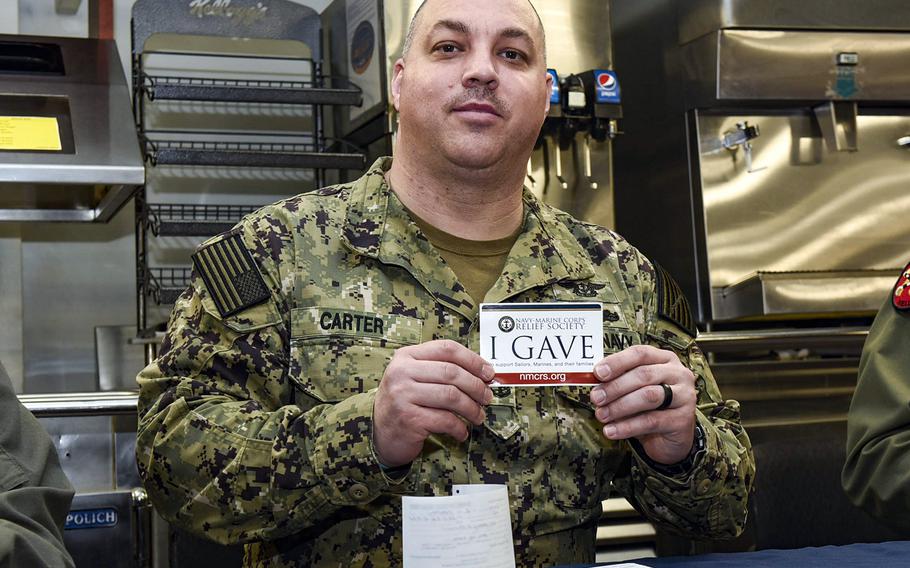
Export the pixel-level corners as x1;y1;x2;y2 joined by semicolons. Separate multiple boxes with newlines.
0;116;62;151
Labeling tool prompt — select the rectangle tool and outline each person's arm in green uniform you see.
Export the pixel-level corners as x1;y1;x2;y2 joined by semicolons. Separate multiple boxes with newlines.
0;361;75;568
843;294;910;533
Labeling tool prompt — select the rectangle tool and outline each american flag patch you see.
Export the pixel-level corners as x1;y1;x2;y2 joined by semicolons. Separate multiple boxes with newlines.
192;234;270;317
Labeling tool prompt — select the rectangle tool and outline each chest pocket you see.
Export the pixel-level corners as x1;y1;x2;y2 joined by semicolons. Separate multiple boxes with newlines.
289;307;423;404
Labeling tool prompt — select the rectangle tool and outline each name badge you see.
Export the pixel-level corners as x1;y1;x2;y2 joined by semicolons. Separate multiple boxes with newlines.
480;302;603;386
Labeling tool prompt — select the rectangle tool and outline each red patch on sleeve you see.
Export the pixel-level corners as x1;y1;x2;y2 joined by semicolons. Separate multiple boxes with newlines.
894;262;910;312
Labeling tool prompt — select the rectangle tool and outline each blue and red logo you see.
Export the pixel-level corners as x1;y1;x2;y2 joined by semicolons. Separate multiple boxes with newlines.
594;70;621;104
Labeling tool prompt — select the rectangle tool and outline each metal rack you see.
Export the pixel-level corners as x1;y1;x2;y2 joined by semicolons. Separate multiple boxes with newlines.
139;71;363;106
147;204;261;237
131;0;366;355
147;267;193;306
142;133;365;169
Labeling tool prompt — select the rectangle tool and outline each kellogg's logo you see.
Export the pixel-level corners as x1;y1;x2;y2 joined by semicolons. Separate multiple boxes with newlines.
189;0;268;25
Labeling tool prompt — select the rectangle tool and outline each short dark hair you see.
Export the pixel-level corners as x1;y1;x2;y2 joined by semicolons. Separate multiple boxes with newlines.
401;0;547;65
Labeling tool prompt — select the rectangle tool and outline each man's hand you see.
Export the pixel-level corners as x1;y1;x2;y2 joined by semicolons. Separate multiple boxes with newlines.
373;339;495;467
588;345;697;465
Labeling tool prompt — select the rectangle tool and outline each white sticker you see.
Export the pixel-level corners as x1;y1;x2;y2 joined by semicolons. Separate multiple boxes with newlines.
479;302;603;386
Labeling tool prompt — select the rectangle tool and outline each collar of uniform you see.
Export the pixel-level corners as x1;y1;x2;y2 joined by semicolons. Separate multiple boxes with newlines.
484;189;596;303
341;156;392;258
342;156;477;318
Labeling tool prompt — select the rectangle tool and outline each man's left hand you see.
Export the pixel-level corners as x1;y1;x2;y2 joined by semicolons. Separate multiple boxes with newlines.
588;345;697;465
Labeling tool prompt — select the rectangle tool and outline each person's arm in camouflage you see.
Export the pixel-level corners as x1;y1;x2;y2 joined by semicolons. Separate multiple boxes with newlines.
604;257;755;539
842;298;910;533
136;213;407;545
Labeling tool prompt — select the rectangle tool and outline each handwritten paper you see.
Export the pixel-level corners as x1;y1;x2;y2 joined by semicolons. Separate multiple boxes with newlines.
403;484;515;568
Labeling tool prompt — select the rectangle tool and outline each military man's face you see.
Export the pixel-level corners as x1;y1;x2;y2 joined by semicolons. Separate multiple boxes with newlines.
391;0;551;170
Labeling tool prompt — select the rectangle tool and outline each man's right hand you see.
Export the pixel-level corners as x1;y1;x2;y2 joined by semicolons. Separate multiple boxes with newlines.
372;339;496;468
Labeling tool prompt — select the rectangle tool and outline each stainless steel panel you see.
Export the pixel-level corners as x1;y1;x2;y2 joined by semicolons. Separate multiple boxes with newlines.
614;0;910;323
704;31;910;101
40;415;114;492
697;326;868;353
0;33;144;221
0;228;23;391
712;270;897;320
711;358;861;428
696;113;910;297
381;0;617;227
95;325;146;391
21;207;136;393
679;0;910;45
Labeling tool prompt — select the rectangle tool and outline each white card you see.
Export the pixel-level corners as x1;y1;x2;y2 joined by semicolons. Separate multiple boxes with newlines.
402;484;515;568
479;302;603;386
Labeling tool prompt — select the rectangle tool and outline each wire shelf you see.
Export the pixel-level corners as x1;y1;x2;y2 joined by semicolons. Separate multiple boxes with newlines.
147;266;193;305
147;203;259;236
143;136;366;169
140;73;363;106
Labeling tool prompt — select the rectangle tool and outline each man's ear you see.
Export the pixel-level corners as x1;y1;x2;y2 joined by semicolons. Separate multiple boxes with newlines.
391;59;405;111
543;70;553;118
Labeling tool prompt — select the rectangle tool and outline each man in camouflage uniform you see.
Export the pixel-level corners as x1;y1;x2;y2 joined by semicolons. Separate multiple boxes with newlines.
137;0;755;566
842;263;910;533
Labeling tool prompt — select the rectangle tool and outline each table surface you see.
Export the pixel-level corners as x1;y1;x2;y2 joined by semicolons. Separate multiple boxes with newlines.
565;540;910;567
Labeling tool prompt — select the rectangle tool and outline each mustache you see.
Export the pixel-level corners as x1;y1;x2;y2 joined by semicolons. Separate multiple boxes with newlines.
446;87;510;118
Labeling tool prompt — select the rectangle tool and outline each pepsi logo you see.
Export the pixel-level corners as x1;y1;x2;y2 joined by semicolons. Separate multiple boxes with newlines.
597;73;616;90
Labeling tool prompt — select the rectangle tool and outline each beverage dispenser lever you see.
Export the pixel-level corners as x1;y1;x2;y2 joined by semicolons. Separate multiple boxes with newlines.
583;135;598;190
723;121;766;173
554;145;569;189
898;136;910;148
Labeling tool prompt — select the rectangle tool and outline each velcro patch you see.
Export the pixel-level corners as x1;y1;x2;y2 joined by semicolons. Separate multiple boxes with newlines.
192;234;270;318
654;264;696;337
893;261;910;312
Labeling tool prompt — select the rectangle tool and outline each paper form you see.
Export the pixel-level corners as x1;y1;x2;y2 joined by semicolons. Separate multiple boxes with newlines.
403;484;515;568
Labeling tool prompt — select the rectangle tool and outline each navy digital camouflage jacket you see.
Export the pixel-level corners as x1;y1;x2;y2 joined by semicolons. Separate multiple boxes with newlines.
137;157;754;567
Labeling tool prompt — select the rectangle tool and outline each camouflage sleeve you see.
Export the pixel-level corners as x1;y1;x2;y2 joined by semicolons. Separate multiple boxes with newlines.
611;253;755;539
842;298;910;532
136;212;410;545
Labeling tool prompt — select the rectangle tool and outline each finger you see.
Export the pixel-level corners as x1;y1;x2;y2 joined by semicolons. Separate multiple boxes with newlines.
404;339;496;383
408;382;487;426
601;407;690;440
595;383;678;423
594;345;676;382
401;359;493;407
590;361;688;407
411;406;471;442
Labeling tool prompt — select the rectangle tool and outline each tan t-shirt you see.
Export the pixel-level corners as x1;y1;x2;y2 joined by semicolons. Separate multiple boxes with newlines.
410;211;522;305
